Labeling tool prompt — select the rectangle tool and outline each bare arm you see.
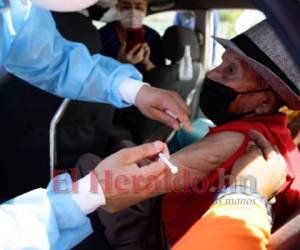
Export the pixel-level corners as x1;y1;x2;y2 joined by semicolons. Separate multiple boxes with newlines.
166;131;246;191
173;130;286;250
133;131;245;197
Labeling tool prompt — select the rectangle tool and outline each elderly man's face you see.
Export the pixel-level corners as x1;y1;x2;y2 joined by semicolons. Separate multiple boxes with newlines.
207;50;278;115
118;0;147;14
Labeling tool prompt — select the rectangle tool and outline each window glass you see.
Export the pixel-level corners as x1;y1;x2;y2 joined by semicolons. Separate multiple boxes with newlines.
144;11;177;36
210;9;266;67
92;20;106;30
94;10;196;36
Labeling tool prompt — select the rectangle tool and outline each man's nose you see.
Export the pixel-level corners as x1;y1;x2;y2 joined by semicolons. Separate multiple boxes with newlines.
129;4;136;11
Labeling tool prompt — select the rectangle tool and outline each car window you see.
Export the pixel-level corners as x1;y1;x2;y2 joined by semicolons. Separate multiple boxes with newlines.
93;10;196;35
92;20;106;29
144;11;195;36
210;9;266;67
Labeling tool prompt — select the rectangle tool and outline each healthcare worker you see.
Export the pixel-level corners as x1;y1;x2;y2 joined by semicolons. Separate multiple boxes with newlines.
0;0;193;248
0;0;192;131
0;3;290;249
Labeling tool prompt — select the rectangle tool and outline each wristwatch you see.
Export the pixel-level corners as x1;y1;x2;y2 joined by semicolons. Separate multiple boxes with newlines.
215;185;273;224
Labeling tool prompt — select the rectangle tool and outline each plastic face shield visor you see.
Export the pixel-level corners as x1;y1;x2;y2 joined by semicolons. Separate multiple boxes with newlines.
29;0;98;12
0;0;10;12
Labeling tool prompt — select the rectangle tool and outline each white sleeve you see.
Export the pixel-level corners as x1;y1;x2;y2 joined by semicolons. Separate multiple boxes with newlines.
0;173;93;249
118;78;149;105
0;189;56;249
71;172;106;214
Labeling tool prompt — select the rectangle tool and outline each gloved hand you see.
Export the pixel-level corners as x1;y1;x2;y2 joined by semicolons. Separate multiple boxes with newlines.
94;141;169;213
231;130;287;200
135;85;192;131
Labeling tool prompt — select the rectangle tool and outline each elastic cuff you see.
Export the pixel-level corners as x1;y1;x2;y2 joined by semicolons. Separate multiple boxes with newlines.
71;172;106;214
118;78;149;105
47;174;91;228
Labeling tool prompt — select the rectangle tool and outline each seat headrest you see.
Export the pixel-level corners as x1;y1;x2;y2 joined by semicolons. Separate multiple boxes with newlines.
52;12;102;54
162;26;200;62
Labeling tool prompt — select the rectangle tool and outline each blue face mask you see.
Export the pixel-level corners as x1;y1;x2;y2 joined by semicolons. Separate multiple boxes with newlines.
200;77;272;125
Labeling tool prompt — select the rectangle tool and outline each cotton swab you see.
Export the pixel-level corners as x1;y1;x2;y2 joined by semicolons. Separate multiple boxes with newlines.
159;153;178;174
166;110;178;120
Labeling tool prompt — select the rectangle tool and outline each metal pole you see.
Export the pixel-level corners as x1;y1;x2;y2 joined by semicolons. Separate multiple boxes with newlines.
49;99;71;179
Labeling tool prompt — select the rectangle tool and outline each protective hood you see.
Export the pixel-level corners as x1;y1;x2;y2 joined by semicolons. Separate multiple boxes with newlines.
30;0;99;12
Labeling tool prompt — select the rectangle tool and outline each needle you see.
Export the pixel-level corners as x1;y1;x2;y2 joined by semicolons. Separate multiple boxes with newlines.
165;110;184;129
159;153;178;174
166;110;178;120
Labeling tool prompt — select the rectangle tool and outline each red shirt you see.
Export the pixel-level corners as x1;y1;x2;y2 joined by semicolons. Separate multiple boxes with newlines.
162;114;300;245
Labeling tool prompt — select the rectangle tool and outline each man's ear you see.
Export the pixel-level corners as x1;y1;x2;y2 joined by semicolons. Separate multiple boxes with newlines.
255;92;277;114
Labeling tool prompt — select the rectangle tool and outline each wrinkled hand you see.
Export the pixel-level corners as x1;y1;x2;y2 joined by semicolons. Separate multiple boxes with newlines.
231;130;287;200
94;141;169;213
135;85;192;131
118;42;145;65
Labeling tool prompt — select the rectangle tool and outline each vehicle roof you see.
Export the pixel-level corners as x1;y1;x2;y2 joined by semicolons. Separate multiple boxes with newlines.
148;0;255;11
96;0;256;14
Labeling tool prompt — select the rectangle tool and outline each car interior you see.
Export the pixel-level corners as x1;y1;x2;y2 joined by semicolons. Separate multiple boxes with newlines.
1;0;300;249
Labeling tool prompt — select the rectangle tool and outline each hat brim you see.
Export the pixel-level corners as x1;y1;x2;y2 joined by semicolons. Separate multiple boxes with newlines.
213;36;300;109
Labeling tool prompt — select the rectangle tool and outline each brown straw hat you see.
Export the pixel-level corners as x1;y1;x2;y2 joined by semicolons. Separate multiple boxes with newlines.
214;20;300;109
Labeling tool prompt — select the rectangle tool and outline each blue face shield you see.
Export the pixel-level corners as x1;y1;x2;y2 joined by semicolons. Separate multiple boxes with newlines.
0;0;10;12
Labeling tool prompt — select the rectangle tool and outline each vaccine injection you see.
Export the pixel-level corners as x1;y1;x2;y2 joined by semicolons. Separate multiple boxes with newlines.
159;153;178;174
166;110;184;129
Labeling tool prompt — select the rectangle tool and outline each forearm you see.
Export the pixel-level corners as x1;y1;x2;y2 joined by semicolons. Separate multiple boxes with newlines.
156;131;246;193
173;194;271;250
1;1;143;108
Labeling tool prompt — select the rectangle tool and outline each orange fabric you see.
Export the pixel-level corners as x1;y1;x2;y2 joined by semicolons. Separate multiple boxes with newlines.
163;114;300;245
280;106;300;123
173;194;271;250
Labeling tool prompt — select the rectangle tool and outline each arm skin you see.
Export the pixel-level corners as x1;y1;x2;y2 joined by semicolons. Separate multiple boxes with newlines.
94;131;246;202
167;131;246;191
173;130;287;250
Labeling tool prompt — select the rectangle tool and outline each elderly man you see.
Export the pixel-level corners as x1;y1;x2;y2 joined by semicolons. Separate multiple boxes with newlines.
85;20;300;249
161;19;300;245
99;0;164;72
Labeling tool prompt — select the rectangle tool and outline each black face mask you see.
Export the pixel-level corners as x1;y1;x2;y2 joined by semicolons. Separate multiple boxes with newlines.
200;77;272;125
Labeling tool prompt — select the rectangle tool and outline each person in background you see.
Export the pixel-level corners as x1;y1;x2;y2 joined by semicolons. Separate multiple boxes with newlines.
99;0;164;72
